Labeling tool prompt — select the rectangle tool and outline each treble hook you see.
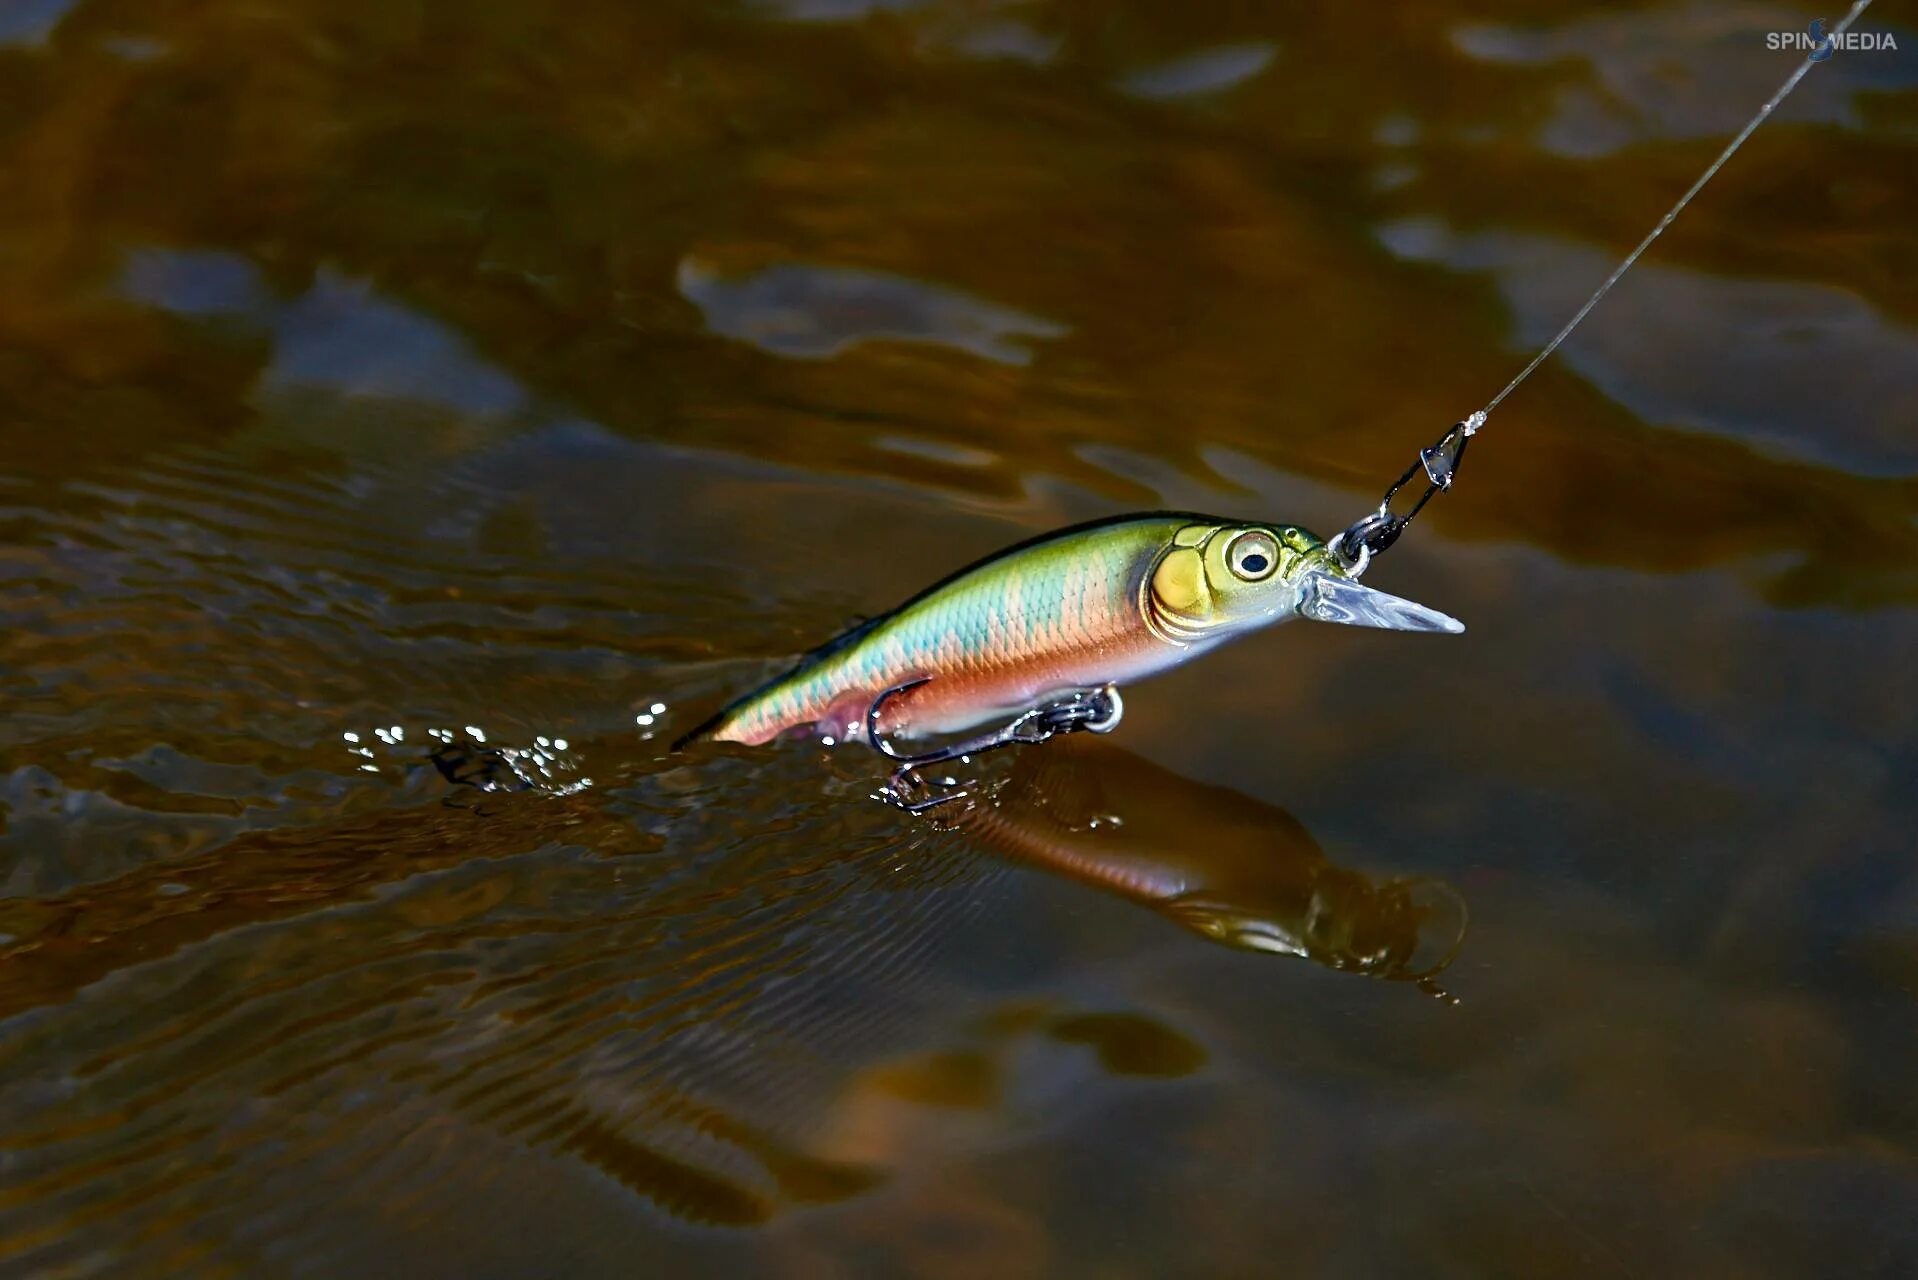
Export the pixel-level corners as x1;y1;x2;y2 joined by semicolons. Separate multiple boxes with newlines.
867;676;1125;812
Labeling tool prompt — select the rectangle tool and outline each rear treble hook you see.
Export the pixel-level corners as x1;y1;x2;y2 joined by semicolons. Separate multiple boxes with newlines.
867;676;1124;812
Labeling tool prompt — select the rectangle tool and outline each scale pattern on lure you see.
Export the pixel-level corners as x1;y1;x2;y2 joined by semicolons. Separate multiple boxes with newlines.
681;512;1461;750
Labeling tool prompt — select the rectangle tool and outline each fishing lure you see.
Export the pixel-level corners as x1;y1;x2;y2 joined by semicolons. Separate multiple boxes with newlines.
679;513;1459;755
683;0;1872;770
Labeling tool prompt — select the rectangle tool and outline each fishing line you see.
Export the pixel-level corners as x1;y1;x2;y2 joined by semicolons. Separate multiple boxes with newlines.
1330;0;1878;573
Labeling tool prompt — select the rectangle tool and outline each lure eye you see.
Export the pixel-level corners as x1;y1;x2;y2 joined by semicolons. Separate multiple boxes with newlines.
1225;530;1280;582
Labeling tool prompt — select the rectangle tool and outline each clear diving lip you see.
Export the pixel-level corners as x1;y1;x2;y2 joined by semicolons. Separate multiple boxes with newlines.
1299;570;1465;634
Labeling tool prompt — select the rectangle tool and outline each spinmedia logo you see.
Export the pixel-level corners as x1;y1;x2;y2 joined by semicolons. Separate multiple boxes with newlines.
1767;17;1899;55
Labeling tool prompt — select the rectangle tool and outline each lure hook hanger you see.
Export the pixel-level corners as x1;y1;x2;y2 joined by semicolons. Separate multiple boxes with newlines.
867;676;1124;811
1331;0;1875;576
1329;413;1479;576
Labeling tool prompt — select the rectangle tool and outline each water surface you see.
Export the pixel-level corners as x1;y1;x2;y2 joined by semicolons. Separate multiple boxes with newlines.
3;1;1916;1275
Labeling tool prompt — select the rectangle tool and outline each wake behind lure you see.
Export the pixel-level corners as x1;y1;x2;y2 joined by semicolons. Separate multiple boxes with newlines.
679;513;1459;755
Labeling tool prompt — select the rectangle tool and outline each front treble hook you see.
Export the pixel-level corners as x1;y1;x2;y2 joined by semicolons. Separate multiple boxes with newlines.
867;677;1124;812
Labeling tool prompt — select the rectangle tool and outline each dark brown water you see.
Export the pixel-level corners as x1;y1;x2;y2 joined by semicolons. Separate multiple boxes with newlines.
3;1;1916;1274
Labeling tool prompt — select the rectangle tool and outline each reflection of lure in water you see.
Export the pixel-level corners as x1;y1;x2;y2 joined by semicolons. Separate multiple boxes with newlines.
956;736;1467;991
678;513;1460;752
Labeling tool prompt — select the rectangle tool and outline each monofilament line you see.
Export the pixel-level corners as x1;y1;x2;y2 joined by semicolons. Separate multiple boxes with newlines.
1473;0;1876;426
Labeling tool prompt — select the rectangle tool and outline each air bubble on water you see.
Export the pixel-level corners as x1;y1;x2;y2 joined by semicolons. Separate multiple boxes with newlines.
636;713;655;726
465;725;486;742
342;731;360;743
553;738;568;751
649;702;666;714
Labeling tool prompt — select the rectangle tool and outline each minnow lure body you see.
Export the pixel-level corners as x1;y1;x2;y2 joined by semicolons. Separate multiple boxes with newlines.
681;512;1460;749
